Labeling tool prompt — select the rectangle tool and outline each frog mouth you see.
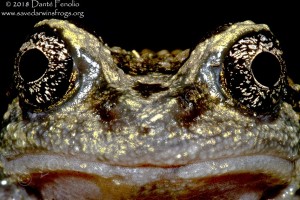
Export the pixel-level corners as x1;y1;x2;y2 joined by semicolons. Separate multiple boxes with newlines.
2;154;296;199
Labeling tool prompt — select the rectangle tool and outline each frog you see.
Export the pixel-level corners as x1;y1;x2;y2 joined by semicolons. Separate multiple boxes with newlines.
0;18;299;200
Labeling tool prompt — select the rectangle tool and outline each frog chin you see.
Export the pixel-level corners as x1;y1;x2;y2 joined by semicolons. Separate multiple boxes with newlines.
2;153;297;199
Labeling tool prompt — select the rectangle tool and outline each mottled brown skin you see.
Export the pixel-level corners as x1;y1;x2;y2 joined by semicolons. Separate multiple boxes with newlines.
0;19;299;199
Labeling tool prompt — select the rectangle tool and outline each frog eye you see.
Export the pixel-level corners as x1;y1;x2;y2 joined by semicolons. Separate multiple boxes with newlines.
222;32;287;115
14;29;75;110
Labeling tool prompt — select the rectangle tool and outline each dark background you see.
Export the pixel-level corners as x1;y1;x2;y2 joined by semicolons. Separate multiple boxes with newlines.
0;1;299;118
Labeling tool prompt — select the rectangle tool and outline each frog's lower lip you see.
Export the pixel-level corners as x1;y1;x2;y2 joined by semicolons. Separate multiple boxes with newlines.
3;154;295;199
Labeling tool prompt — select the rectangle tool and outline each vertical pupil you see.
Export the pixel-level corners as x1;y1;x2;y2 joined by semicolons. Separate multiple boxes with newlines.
251;52;281;88
19;49;48;82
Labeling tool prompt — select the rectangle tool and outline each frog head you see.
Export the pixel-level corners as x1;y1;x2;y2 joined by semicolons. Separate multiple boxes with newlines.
1;19;299;199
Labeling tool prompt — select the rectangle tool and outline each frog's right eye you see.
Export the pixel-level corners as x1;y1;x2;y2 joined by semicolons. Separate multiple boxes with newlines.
14;29;76;111
221;31;287;116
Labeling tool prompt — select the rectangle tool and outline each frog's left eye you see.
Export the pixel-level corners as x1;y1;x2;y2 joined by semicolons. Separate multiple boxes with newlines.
222;32;287;115
14;29;75;111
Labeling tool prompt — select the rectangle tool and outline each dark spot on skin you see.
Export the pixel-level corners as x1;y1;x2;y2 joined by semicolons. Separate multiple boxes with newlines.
132;82;169;98
94;102;117;122
175;83;212;126
139;126;150;135
92;88;121;123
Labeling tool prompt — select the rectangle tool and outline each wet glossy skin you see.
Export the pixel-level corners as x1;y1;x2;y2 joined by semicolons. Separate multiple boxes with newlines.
0;19;299;199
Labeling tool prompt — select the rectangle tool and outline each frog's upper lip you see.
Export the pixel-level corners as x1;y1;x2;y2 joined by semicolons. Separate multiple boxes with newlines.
2;154;294;185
